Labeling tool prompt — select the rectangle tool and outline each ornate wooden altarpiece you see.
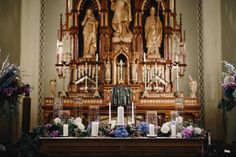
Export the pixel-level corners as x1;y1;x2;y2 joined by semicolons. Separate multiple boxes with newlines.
42;0;200;124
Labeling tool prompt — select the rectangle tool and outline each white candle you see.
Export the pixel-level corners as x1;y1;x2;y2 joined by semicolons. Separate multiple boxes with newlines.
171;122;176;137
85;62;88;75
176;65;179;92
63;124;69;136
96;53;98;61
91;121;99;136
208;132;212;145
149;124;155;136
117;106;124;125
144;53;146;62
131;102;134;124
109;102;111;124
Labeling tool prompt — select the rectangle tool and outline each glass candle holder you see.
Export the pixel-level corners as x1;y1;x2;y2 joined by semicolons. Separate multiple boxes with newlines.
146;111;158;136
89;106;99;123
53;97;63;119
73;98;83;118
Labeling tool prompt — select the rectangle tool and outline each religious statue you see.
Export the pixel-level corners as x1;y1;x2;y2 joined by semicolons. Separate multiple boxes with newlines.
145;7;162;58
189;75;197;98
105;60;111;84
81;9;98;58
111;0;132;42
118;59;125;84
131;59;138;83
49;79;57;97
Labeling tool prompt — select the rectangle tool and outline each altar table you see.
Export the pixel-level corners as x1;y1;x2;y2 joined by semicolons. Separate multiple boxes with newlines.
39;137;205;157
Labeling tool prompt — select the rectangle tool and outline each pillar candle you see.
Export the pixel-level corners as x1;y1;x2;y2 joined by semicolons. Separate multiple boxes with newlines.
91;121;99;137
117;106;124;125
171;122;176;137
109;102;111;124
149;124;155;136
63;124;69;136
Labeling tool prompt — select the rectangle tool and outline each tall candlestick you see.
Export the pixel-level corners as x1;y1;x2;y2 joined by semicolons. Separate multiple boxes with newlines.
91;121;99;136
117;106;124;125
131;102;135;124
109;102;111;124
63;124;69;136
149;124;155;136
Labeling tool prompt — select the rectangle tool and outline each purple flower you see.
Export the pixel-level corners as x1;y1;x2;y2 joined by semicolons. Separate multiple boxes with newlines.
137;122;149;134
182;128;193;139
49;130;60;137
44;124;52;129
114;126;128;137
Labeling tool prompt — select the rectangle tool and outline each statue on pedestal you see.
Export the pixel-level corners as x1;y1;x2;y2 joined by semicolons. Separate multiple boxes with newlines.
131;59;138;83
118;59;125;84
145;7;162;58
49;79;57;97
82;9;98;58
105;60;111;84
189;75;197;98
111;0;132;42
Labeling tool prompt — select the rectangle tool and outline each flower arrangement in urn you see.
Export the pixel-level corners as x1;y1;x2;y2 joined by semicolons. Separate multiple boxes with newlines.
218;61;236;111
0;56;30;118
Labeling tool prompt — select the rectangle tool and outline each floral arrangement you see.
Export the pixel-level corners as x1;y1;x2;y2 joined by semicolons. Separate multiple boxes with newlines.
0;57;30;118
218;61;236;111
17;118;206;157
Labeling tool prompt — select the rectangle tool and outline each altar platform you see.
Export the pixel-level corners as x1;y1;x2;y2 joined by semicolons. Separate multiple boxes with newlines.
39;137;205;157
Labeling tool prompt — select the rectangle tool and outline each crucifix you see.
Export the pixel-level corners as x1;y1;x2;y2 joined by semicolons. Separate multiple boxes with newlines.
118;59;125;84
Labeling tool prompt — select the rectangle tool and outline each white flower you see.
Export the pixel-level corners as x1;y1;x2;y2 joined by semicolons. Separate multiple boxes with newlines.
76;122;85;130
187;126;194;132
110;120;116;129
75;117;82;124
161;125;170;134
177;132;182;138
224;76;235;84
162;122;171;127
194;127;202;135
54;118;61;124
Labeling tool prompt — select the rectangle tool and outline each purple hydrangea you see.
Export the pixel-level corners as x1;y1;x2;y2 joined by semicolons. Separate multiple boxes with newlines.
181;128;193;139
44;124;52;129
114;126;128;137
49;130;60;137
137;122;149;134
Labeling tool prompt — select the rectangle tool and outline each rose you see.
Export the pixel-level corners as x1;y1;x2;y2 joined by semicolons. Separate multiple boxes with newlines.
76;123;85;130
75;117;82;124
162;122;171;127
110;120;117;129
186;126;194;132
160;125;170;134
194;127;202;135
54;118;61;124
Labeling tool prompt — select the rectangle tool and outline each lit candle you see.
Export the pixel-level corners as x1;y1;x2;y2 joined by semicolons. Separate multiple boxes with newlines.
109;102;111;124
117;106;124;125
85;62;88;75
131;102;135;124
63;124;69;136
171;122;176;137
149;124;155;136
91;121;99;137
